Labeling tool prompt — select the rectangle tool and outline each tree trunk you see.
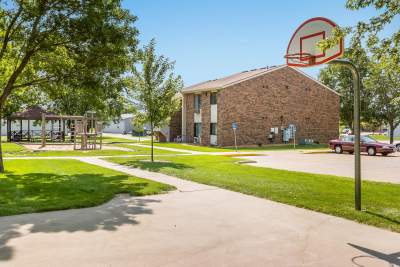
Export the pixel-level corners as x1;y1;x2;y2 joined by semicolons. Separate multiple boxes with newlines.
389;121;394;144
0;110;4;173
150;122;154;162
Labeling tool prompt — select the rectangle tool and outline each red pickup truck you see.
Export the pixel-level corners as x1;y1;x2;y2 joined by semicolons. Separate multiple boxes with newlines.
329;135;397;156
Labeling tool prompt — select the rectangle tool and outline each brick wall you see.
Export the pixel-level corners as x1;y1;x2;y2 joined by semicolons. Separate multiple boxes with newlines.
200;92;210;146
184;66;340;147
169;109;182;142
184;94;194;143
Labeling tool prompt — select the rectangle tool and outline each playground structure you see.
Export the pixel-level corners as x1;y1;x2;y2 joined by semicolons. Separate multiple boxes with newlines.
71;111;103;150
7;106;103;150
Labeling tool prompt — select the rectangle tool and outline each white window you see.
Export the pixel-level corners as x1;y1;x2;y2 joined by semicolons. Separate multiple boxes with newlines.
210;123;217;135
194;95;201;113
210;92;217;105
194;123;202;138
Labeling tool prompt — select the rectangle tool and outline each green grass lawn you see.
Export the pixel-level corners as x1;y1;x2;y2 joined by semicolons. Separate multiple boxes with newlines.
139;141;327;152
0;159;174;216
1;141;182;157
102;135;139;144
369;134;400;141
139;141;229;152
108;155;400;233
2;142;27;154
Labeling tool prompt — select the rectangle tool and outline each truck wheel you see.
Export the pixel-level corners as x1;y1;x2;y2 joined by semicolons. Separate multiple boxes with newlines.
396;144;400;152
335;145;343;154
367;147;376;156
382;153;388;156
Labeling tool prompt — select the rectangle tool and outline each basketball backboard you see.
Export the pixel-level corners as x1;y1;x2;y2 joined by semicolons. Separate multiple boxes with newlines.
285;17;344;67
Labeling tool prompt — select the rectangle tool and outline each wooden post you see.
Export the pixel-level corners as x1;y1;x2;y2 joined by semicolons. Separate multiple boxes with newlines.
82;118;87;150
62;119;66;142
27;120;31;142
20;120;22;139
58;119;61;142
73;120;76;150
6;119;11;142
51;120;54;142
41;113;46;147
100;132;102;150
99;122;103;150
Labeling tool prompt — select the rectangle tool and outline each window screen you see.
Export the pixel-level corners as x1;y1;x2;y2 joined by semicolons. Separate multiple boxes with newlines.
210;92;217;105
210;123;217;135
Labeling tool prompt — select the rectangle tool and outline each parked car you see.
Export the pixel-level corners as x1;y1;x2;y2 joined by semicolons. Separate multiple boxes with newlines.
342;128;352;134
396;143;400;152
329;135;397;156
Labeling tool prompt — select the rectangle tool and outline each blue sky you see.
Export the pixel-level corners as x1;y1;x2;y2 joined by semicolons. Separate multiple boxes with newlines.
123;0;397;86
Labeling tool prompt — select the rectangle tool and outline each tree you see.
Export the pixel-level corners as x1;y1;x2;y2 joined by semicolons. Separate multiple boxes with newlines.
320;0;399;58
131;39;183;162
319;48;373;130
346;0;399;61
44;80;130;121
319;0;400;140
132;111;146;142
364;53;400;144
0;0;138;171
345;0;400;142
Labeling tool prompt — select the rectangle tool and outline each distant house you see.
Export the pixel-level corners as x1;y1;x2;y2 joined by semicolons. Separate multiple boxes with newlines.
392;126;400;137
103;114;134;134
154;107;182;142
181;65;340;147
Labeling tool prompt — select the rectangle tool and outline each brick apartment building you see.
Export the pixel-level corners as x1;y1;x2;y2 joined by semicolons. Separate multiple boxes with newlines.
181;65;340;147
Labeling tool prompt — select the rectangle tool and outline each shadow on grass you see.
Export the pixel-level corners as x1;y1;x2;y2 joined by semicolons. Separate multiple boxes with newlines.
119;159;192;172
0;171;170;261
365;211;400;225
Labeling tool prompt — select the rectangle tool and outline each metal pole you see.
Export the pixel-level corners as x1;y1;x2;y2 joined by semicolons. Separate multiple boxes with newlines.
293;130;296;150
233;128;238;152
41;113;46;147
328;59;361;211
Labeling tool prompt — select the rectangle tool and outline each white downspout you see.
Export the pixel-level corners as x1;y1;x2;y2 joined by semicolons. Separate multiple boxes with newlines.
181;95;186;143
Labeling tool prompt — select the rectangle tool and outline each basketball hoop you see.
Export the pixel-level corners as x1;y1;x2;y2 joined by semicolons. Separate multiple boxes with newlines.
284;52;316;66
285;17;343;67
284;17;363;212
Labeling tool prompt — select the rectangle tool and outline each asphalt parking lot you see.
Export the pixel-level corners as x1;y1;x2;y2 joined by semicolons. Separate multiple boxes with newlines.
241;150;400;184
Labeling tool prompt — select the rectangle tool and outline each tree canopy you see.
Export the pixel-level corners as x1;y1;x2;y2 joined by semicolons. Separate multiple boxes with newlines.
0;0;139;171
319;47;373;130
319;0;400;141
0;0;138;115
131;39;183;162
364;50;400;143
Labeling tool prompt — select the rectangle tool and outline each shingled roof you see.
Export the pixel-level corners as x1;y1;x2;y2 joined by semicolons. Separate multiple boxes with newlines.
182;64;339;96
8;106;55;120
183;65;285;93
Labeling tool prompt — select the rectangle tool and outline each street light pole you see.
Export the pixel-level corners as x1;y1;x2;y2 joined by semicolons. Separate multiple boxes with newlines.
328;59;361;211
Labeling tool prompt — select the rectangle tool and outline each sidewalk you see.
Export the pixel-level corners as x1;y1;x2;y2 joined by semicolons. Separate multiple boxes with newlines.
79;157;216;192
1;155;400;266
128;143;206;154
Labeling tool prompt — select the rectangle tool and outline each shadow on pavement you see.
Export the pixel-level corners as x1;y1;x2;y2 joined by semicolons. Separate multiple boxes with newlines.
0;195;160;261
349;243;400;267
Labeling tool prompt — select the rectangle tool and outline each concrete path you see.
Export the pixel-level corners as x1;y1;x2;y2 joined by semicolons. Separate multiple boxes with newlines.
79;157;216;192
103;133;150;142
241;150;400;184
4;154;190;160
129;143;272;156
1;157;400;266
129;143;205;154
